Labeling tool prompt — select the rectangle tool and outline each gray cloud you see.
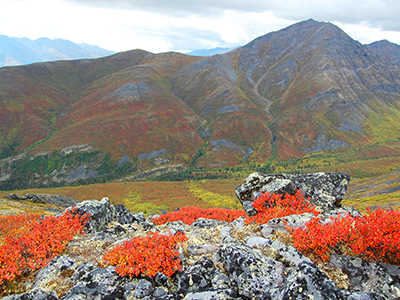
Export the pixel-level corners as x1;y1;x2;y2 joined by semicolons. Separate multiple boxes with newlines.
271;0;400;31
64;0;400;31
128;24;240;50
64;0;273;17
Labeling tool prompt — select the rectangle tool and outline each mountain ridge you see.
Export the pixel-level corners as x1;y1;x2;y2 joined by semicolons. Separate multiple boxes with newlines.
0;36;115;67
1;19;400;189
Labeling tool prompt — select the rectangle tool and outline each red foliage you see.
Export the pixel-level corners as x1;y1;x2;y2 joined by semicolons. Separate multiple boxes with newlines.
0;214;42;240
291;207;400;265
0;209;90;284
102;231;187;277
245;189;320;225
152;206;247;226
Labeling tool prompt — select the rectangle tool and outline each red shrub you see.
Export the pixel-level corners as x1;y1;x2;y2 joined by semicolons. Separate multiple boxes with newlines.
245;189;320;225
291;207;400;265
0;209;90;284
102;231;187;277
152;206;246;225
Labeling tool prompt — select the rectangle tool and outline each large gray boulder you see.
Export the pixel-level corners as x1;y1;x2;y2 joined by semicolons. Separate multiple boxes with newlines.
235;172;350;215
66;197;144;233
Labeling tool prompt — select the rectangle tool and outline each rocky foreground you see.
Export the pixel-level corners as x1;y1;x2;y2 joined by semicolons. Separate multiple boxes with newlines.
2;172;400;300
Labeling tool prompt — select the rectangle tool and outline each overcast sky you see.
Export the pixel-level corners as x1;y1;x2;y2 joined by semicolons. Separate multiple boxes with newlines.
1;0;399;53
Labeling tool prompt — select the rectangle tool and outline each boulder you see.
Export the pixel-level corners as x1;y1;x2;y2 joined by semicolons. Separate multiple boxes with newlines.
331;254;400;299
176;256;231;295
66;197;145;233
213;243;284;299
235;172;350;215
62;266;124;300
274;261;385;300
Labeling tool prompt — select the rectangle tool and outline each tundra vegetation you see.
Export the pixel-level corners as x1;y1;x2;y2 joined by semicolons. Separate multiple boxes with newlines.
0;190;399;296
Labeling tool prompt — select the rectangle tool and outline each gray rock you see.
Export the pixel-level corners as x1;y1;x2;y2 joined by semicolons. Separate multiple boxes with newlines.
183;289;240;300
164;221;191;231
68;197;114;232
33;256;76;290
186;244;220;256
273;261;346;299
191;218;226;228
252;178;297;201
155;272;170;288
265;239;313;267
62;266;124;300
230;216;246;228
1;289;58;300
246;236;270;248
260;212;316;237
221;226;235;244
111;204;138;224
65;197;142;233
331;254;400;299
213;243;284;299
133;279;153;299
236;172;350;215
5;193;79;207
153;287;168;298
4;193;23;200
274;261;386;300
177;256;231;295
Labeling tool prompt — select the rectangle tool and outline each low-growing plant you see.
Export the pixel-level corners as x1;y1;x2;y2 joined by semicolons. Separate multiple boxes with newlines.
291;207;400;265
245;189;320;225
152;206;247;225
102;231;188;277
0;209;90;285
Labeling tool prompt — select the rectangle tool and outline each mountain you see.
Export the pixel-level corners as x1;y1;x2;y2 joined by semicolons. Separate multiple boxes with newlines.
0;36;115;67
187;47;237;56
365;40;400;65
1;19;400;189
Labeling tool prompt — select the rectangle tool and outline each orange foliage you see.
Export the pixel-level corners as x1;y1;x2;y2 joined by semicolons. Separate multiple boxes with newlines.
245;190;320;225
102;231;187;277
291;207;400;265
152;206;247;225
0;209;90;284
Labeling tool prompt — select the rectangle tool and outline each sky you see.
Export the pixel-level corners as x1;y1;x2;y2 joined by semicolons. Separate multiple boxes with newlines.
1;0;400;53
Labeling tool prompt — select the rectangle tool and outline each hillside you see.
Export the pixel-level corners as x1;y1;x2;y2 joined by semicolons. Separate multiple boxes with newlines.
1;19;400;189
0;35;114;67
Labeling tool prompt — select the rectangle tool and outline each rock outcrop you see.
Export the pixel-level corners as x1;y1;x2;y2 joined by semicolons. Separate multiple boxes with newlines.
235;172;351;215
4;193;79;208
1;173;397;300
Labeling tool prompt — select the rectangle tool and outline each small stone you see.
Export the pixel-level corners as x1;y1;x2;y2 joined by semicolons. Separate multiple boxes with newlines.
134;279;153;299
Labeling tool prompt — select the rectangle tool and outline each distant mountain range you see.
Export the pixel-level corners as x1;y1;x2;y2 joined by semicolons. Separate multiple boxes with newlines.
0;36;115;67
1;19;400;189
187;47;236;56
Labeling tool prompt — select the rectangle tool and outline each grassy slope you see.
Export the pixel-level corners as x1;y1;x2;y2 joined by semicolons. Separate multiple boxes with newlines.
1;168;400;216
0;179;242;215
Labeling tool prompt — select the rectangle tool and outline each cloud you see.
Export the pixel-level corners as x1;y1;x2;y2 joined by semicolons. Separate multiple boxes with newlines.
270;0;400;31
64;0;400;31
64;0;274;17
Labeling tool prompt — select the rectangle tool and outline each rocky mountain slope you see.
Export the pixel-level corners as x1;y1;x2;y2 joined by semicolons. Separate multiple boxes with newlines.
0;35;114;67
1;19;400;188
